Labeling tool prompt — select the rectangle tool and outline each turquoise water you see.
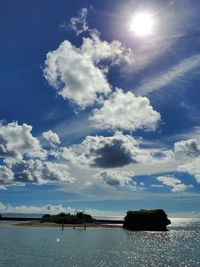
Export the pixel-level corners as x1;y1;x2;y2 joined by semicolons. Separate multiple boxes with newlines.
0;218;199;267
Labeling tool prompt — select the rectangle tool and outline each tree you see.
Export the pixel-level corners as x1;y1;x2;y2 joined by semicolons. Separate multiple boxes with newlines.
123;209;171;231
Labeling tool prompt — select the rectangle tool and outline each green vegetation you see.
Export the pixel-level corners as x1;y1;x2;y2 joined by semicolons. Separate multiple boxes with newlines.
123;209;171;231
40;212;95;224
126;209;166;215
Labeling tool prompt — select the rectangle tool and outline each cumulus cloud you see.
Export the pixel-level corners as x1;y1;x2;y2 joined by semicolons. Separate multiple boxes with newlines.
0;122;45;163
81;32;133;65
90;88;161;131
0;157;75;189
0;122;77;189
53;146;88;166
44;39;111;108
82;132;140;168
52;131;163;173
0;165;24;189
42;130;60;146
0;165;14;183
178;158;200;183
52;133;137;168
11;159;75;185
69;8;89;36
156;176;192;193
71;132;151;168
174;139;200;159
95;169;134;187
139;136;200;184
165;137;200;183
44;32;133;108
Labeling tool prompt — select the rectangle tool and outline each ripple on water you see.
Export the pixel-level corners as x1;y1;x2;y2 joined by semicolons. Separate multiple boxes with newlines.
0;219;199;267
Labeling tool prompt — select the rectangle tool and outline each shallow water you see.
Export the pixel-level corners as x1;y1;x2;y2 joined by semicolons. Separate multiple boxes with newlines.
0;218;199;267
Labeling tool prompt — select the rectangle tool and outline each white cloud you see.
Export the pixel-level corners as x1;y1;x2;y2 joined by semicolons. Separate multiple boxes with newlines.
128;136;200;184
11;159;75;185
56;132;152;169
53;132;187;180
136;136;200;184
44;39;111;108
42;130;60;145
80;132;146;168
84;181;92;187
95;169;134;187
174;139;200;159
0;122;80;188
1;121;199;192
136;54;200;95
52;131;178;177
53;146;88;166
90;88;160;131
81;31;133;65
178;157;200;183
0;157;75;189
0;122;46;163
44;32;133;108
69;8;89;36
0;165;14;183
156;175;192;193
169;137;200;183
0;165;24;189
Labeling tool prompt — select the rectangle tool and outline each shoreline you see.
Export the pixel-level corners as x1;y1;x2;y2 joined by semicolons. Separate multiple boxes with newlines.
12;221;123;228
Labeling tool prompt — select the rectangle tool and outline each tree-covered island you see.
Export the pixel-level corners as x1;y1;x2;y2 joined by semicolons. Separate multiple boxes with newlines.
40;212;95;224
123;209;171;231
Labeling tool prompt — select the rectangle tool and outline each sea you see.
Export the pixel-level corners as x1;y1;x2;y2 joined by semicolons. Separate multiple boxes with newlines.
0;218;199;267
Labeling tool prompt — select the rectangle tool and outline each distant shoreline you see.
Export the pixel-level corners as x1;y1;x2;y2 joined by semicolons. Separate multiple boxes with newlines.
12;221;123;228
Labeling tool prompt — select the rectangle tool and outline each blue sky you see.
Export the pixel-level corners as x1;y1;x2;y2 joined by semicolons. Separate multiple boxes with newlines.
0;0;200;218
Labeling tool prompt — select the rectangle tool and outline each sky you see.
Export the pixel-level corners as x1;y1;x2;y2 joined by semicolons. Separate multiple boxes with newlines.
0;0;200;218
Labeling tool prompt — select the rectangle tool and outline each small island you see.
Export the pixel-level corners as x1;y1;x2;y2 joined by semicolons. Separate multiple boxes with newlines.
123;209;171;231
11;212;122;228
40;212;95;224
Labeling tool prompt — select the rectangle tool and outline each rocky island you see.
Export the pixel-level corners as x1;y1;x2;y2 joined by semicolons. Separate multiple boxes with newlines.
123;209;171;231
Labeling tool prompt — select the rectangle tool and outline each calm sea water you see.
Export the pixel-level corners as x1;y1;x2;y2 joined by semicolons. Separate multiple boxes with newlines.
0;218;199;267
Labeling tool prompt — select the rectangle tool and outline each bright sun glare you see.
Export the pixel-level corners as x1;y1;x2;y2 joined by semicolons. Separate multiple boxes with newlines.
130;12;154;37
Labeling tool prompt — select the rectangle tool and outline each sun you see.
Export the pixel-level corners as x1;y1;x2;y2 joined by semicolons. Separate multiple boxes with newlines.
129;12;154;37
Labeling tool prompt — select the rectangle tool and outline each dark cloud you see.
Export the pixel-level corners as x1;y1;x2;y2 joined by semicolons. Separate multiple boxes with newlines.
91;140;136;168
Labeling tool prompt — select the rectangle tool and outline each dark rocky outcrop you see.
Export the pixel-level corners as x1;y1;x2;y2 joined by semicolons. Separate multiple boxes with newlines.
123;209;171;231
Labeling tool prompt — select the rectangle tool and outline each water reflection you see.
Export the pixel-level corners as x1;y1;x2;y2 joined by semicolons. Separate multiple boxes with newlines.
0;218;199;267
